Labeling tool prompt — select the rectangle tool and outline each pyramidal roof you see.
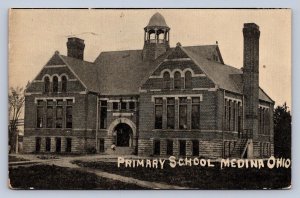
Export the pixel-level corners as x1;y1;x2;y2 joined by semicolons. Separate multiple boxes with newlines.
146;12;169;28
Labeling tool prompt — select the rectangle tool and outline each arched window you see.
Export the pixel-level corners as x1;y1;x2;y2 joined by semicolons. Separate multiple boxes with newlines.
163;72;171;90
53;76;59;93
185;71;192;89
44;76;50;93
174;71;181;89
61;76;67;92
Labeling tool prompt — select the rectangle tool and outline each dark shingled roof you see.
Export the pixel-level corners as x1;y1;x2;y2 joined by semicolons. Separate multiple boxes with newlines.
182;46;273;103
56;44;273;103
59;55;100;93
146;12;169;28
93;49;171;95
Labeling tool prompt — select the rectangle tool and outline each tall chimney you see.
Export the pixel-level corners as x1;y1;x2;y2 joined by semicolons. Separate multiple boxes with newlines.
67;37;85;60
243;23;260;143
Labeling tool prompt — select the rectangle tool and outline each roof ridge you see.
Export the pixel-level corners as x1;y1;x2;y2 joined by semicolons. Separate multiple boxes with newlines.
60;54;94;64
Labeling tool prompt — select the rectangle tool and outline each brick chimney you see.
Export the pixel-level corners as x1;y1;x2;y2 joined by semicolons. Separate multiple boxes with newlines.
67;37;85;60
243;23;260;144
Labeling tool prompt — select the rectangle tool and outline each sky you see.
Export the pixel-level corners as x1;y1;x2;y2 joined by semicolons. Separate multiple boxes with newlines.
9;9;291;109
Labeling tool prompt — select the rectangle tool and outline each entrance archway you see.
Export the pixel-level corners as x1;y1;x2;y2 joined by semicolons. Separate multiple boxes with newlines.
107;117;137;149
114;123;133;147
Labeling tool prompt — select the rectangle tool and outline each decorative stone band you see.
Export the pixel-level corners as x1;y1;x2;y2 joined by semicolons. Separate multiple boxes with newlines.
163;58;192;62
44;64;67;68
34;97;75;103
112;112;134;117
151;94;203;102
259;104;270;109
224;96;242;105
105;99;138;103
149;68;206;78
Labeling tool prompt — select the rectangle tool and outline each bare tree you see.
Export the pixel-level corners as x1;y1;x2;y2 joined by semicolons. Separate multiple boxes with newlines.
8;86;25;153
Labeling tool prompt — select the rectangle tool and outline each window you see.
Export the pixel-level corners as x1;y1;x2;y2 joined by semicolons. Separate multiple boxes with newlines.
191;97;200;129
166;140;173;155
35;137;41;152
154;98;163;129
228;100;232;130
224;99;228;130
61;76;67;92
129;101;135;110
113;102;119;110
184;71;192;89
44;76;50;93
233;101;236;131
259;107;262;134
56;137;61;153
167;98;175;129
265;109;270;135
163;72;171;90
174;71;181;89
45;137;51;152
56;100;63;128
100;100;107;129
121;102;127;110
238;102;242;133
46;100;53;128
179;97;188;129
153;140;160;155
179;140;186;156
66;138;72;152
53;76;59;93
192;140;199;156
66;99;73;128
36;100;44;128
98;138;105;153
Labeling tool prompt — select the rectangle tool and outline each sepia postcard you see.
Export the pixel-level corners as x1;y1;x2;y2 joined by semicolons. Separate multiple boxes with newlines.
8;9;291;190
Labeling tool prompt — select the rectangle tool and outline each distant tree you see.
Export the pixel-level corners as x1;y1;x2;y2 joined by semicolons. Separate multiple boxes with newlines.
8;86;25;153
274;103;291;158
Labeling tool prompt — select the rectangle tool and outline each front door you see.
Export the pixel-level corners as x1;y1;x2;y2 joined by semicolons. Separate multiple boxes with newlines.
115;123;132;147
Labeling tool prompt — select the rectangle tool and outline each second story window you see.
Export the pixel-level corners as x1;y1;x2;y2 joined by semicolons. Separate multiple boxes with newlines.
174;71;181;89
100;100;107;129
167;98;175;129
46;100;54;128
53;76;59;93
121;102;127;110
179;97;188;129
129;101;135;110
56;100;63;128
44;77;50;93
61;76;67;92
66;99;73;128
191;97;200;129
154;98;163;129
113;102;119;110
36;100;44;128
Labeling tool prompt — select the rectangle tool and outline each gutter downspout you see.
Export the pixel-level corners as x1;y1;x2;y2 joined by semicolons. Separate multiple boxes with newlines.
222;89;225;158
95;94;99;152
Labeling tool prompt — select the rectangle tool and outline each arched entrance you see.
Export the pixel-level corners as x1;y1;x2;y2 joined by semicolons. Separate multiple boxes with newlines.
114;123;133;147
107;118;137;152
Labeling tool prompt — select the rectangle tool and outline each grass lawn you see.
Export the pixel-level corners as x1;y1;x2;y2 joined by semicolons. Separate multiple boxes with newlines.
9;155;29;162
9;164;147;190
73;160;291;189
